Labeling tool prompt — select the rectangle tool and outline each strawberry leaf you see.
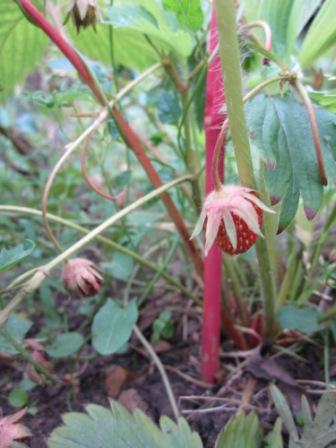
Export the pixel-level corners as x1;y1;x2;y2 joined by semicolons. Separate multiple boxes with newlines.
246;94;336;230
48;401;203;448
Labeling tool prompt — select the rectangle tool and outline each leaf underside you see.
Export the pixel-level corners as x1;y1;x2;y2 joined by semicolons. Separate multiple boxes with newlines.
246;94;336;231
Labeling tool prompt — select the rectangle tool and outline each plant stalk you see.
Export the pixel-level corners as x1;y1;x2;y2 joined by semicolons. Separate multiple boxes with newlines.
201;7;225;384
0;205;198;303
215;0;276;336
0;176;195;328
18;0;203;277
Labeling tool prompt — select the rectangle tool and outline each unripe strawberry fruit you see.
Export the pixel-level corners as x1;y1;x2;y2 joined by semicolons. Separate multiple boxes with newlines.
191;185;274;256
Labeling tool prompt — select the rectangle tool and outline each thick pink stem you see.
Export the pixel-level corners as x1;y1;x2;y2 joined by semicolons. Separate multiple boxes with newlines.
201;8;225;383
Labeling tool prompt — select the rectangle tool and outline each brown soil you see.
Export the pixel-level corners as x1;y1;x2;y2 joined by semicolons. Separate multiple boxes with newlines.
0;335;327;448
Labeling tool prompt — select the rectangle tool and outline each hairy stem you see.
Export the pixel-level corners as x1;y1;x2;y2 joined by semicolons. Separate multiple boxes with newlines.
0;205;198;303
215;0;276;336
201;6;225;384
0;176;196;328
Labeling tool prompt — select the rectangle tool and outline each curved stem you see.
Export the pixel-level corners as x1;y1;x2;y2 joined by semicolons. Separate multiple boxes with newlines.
244;75;283;102
133;325;180;420
0;175;197;329
80;136;115;201
41;63;161;253
211;75;283;192
0;205;199;303
243;20;272;63
19;0;203;275
292;79;328;186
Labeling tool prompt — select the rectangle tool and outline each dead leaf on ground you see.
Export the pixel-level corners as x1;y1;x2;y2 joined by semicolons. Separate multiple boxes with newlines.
105;365;135;398
246;348;301;389
118;388;148;413
0;408;31;448
152;340;171;353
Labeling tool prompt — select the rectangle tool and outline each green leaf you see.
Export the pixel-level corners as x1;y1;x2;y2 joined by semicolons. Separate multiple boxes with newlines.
160;416;203;447
68;0;193;70
265;418;283;448
102;253;134;281
0;3;48;102
277;305;322;334
271;386;336;448
246;94;336;230
9;387;29;408
310;91;336;113
243;0;304;59
46;332;84;358
149;89;182;125
162;0;203;31
215;412;263;448
270;386;299;441
289;0;322;38
299;392;336;448
0;314;32;355
91;299;138;355
299;0;336;67
152;311;174;342
0;239;35;272
48;401;203;448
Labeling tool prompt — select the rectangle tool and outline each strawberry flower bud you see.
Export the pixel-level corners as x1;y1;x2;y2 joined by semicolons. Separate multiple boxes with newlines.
62;258;102;297
191;185;275;256
67;0;99;33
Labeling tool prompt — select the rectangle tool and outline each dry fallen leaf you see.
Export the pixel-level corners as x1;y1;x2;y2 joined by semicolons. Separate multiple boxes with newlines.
246;347;301;389
118;388;148;413
152;340;171;353
0;408;31;448
105;365;135;398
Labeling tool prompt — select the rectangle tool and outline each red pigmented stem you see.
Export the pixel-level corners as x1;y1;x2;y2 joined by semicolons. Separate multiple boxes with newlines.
19;0;105;105
292;79;328;186
111;108;204;276
244;20;272;52
201;7;225;384
19;0;203;276
243;20;272;65
212;119;228;191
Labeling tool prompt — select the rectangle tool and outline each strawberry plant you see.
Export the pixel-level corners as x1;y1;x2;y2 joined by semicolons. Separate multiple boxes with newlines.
48;388;336;448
